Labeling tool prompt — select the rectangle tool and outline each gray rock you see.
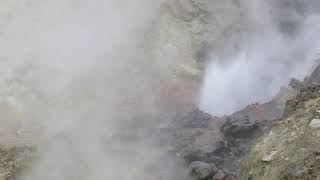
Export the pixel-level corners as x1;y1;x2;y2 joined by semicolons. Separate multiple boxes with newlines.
309;119;320;129
189;161;217;180
291;164;308;177
221;116;258;137
262;151;278;162
289;78;303;89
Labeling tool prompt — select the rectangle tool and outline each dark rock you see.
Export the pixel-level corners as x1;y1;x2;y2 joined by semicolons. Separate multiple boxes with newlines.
221;116;258;137
284;85;320;115
184;152;207;164
296;86;320;104
206;156;225;167
209;141;230;157
289;78;303;89
180;109;213;128
189;161;217;180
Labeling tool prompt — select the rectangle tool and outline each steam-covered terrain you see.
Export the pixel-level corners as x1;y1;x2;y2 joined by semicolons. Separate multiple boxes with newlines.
0;0;320;180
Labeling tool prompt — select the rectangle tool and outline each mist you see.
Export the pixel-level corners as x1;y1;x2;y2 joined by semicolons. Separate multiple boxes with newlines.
199;0;320;116
2;0;320;180
0;0;187;180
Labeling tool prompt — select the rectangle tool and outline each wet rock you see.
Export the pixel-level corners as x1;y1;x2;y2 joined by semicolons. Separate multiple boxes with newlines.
189;161;217;180
309;119;320;129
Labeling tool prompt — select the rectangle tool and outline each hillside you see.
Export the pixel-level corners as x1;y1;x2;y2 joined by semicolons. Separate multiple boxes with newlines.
240;85;320;180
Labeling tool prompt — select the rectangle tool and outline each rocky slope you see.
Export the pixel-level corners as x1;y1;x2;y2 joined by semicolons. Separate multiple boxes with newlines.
240;85;320;180
175;65;320;180
170;99;284;175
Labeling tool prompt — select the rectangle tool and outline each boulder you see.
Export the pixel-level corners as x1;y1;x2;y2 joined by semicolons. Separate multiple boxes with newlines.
291;164;309;177
189;161;217;180
309;118;320;129
221;116;258;137
289;78;304;89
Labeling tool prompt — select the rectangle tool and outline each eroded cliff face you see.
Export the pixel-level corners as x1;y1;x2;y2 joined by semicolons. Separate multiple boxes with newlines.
143;0;246;109
146;0;243;76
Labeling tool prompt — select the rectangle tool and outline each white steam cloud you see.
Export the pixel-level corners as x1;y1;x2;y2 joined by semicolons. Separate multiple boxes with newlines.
1;1;186;180
200;0;320;116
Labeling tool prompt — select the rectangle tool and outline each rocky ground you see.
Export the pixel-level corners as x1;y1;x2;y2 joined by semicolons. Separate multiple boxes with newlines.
177;65;320;180
240;85;320;180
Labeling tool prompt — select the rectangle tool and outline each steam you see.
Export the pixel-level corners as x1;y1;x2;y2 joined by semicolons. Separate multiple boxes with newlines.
1;0;186;180
200;0;320;116
2;0;320;179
